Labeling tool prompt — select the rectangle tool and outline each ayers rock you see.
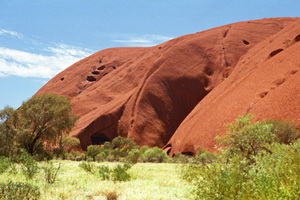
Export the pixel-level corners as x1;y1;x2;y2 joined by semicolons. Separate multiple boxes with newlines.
37;17;300;155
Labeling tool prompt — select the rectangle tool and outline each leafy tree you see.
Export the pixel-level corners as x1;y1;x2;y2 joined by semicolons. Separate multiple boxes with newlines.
0;106;19;157
218;114;275;161
16;94;79;155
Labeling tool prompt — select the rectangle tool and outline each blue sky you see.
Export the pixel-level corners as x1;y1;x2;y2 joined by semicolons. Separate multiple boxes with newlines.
0;0;299;108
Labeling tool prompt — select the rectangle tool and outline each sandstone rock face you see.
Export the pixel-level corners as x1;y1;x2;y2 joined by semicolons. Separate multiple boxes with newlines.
166;18;300;155
37;18;299;152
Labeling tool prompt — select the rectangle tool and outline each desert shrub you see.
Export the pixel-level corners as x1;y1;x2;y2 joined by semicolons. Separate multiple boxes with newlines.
98;165;110;180
78;161;96;173
111;163;132;182
171;153;195;163
98;163;133;182
0;156;12;174
65;150;85;161
19;152;39;179
125;148;140;163
264;120;299;144
101;137;139;161
182;115;300;200
62;136;80;150
218;114;275;162
141;147;168;163
195;151;216;165
251;141;300;199
8;163;18;174
0;181;40;200
95;152;108;162
86;145;102;161
42;161;61;184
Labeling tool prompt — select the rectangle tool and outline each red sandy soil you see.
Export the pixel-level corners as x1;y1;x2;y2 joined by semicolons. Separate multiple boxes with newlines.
37;18;300;154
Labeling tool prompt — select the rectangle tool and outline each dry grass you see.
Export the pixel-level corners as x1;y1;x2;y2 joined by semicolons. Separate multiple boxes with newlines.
0;161;194;200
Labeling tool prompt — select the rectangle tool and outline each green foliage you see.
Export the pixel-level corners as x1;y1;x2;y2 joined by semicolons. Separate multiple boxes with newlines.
19;152;39;179
98;163;133;182
65;150;85;161
57;136;81;159
101;136;139;162
171;153;191;163
0;106;19;158
83;137;170;163
62;136;80;152
98;165;110;180
141;147;168;163
62;136;80;148
86;145;102;161
79;161;133;182
110;163;132;182
264;120;299;144
182;114;300;200
78;161;96;173
42;161;61;184
195;151;216;165
218;114;275;160
0;181;40;200
125;148;140;163
0;156;12;174
0;94;78;158
18;94;79;155
246;142;300;199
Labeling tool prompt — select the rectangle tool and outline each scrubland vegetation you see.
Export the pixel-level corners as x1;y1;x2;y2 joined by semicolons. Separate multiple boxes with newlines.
181;114;300;200
0;94;299;199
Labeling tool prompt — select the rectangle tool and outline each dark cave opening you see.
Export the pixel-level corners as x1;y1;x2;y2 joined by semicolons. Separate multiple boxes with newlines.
91;133;110;145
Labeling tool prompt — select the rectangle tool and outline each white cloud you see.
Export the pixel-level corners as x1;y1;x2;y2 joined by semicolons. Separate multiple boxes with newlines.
0;29;171;79
113;34;174;47
0;44;92;78
0;28;93;79
0;29;23;39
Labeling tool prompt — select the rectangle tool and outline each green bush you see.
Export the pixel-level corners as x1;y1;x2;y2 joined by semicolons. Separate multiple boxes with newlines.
141;147;168;163
101;136;139;161
0;156;12;174
218;114;275;161
111;163;132;182
125;148;140;163
86;145;102;161
264;120;299;144
42;161;61;184
171;153;195;163
98;163;133;182
182;115;300;200
19;153;39;179
0;181;40;200
98;165;110;180
78;161;96;173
